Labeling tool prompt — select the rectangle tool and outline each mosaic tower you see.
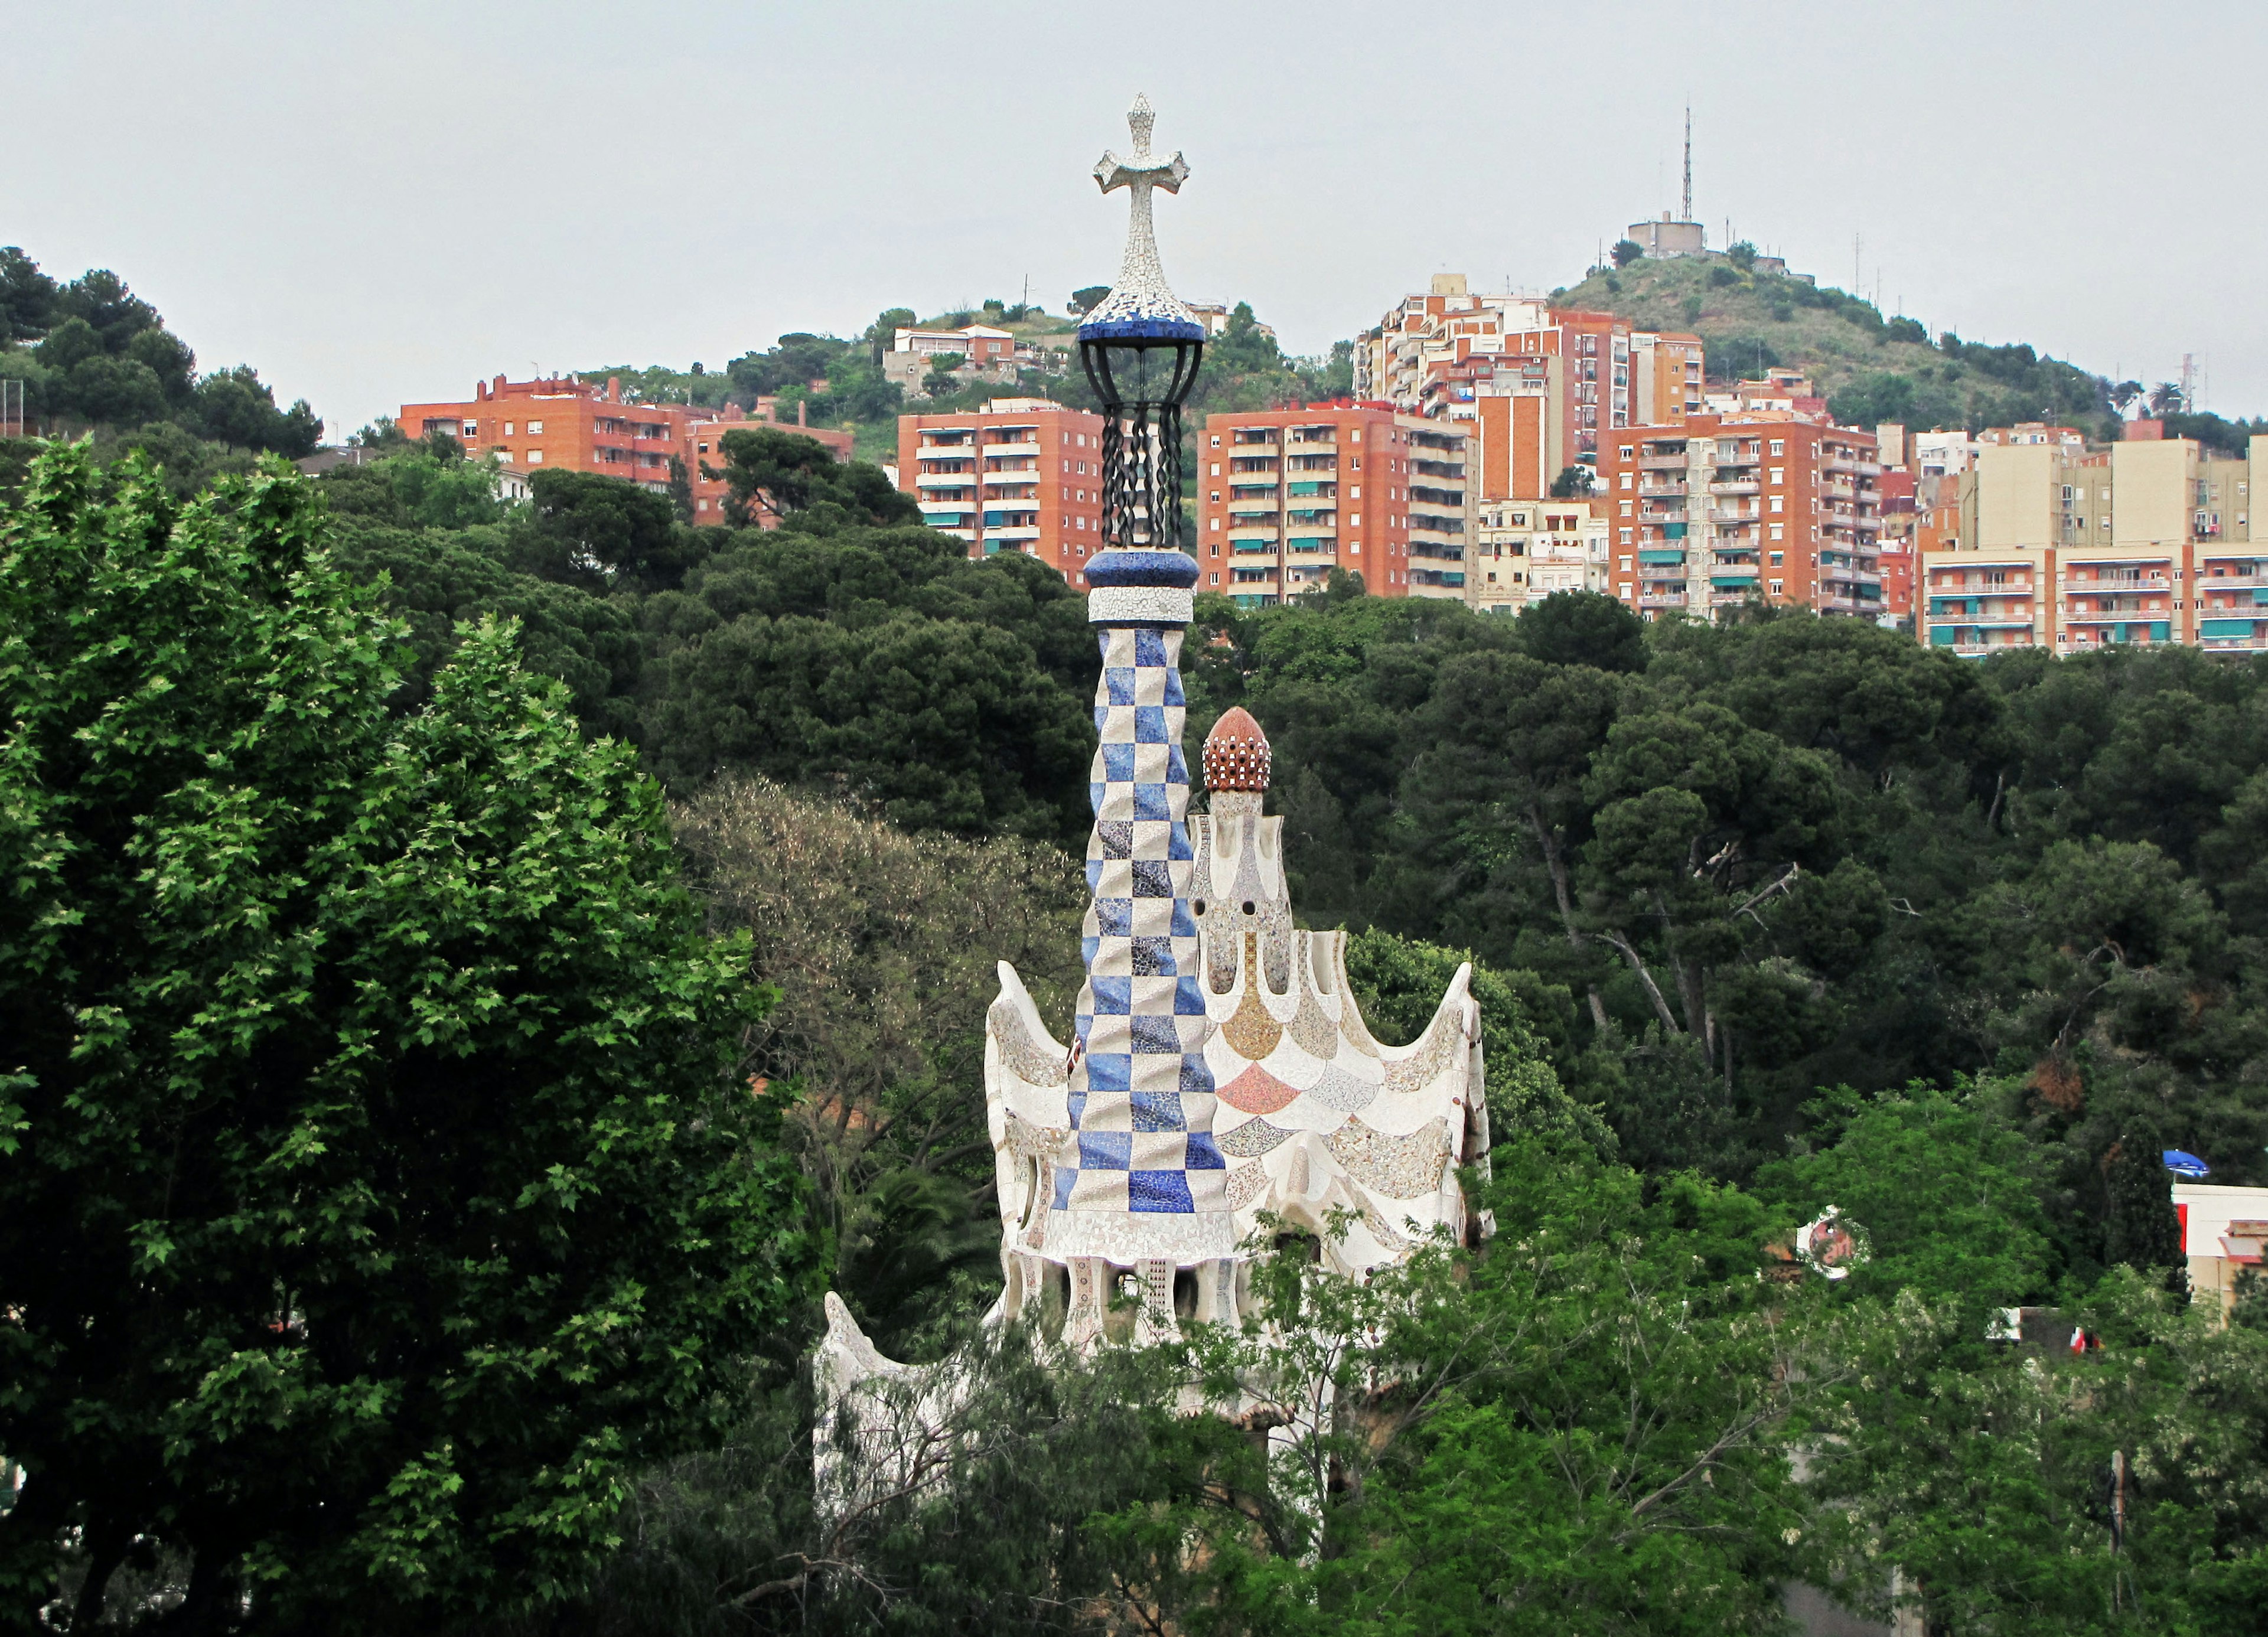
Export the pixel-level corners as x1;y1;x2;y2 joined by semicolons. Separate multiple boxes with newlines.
1041;94;1236;1346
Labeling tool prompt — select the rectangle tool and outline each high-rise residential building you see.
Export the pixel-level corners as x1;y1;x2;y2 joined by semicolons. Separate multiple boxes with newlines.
1471;500;1610;615
398;374;853;527
1197;404;1473;605
894;397;1106;581
1917;427;2268;656
1875;468;1918;624
1353;273;1703;501
1596;414;1883;621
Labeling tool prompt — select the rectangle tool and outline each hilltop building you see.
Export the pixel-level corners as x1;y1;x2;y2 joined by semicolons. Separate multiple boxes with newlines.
894;397;1106;582
1917;425;2267;656
1198;404;1473;605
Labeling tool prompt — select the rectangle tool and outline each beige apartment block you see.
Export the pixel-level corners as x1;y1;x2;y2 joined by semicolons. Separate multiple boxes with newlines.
1472;500;1609;615
1920;431;2263;655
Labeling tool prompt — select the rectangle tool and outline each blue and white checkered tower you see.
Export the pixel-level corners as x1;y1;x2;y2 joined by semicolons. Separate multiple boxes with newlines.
1045;93;1238;1346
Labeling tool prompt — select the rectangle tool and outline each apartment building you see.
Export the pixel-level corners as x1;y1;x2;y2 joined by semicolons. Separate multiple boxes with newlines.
1198;404;1474;605
403;374;690;494
1595;414;1883;621
401;374;853;527
1353;273;1703;500
1917;428;2267;655
1472;500;1610;615
894;397;1106;581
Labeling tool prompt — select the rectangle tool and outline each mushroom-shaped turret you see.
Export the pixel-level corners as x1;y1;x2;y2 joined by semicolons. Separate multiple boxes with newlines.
1203;706;1271;795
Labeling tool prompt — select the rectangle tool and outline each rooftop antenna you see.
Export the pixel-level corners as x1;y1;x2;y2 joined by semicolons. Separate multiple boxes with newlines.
1682;105;1693;224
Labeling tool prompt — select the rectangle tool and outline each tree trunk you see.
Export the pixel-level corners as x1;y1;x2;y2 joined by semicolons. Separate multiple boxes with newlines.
1530;803;1609;1031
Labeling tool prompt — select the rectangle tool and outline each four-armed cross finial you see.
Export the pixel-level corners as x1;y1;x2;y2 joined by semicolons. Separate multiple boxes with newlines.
1090;93;1190;314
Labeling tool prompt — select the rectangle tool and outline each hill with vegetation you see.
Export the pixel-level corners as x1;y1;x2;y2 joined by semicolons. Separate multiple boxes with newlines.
1557;246;2266;451
584;295;1352;463
0;245;322;493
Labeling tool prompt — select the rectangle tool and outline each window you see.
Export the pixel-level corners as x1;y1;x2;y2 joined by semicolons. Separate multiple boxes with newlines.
527;450;543;463
1210;492;1220;503
462;422;477;438
1210;462;1221;476
1619;472;1634;490
1210;572;1219;584
1210;435;1220;446
1619;446;1634;459
1349;513;1361;526
1211;517;1220;530
1619;555;1633;571
496;451;513;464
1770;496;1784;514
1349;485;1360;499
1770;439;1784;456
1769;468;1784;485
1770;552;1784;566
526;420;543;434
1770;579;1784;594
1620;501;1633;517
503;422;514;435
1619;528;1633;544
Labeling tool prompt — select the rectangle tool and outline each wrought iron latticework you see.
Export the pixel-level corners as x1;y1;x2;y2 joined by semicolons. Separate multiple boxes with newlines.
1083;340;1201;549
1078;92;1205;553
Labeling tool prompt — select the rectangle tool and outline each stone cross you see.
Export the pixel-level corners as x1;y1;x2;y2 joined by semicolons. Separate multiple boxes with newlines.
1093;93;1190;305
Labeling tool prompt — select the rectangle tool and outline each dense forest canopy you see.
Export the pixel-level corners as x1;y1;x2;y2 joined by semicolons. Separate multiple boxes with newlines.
8;242;2268;1631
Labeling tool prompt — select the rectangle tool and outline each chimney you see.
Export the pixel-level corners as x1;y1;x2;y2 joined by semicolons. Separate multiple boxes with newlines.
607;376;621;403
797;400;808;428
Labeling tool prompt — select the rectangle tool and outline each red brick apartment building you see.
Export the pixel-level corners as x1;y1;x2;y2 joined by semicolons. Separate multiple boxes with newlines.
895;399;1106;582
399;374;853;527
1595;414;1882;620
1200;403;1475;605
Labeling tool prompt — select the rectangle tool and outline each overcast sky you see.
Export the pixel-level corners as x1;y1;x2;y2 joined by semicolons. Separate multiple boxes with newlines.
6;1;2263;438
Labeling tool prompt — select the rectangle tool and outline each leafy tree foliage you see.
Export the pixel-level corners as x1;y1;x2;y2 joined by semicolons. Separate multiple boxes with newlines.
0;446;819;1631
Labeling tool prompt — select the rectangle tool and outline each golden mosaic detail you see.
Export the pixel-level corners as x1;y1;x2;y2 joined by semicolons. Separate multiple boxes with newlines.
1326;1116;1451;1199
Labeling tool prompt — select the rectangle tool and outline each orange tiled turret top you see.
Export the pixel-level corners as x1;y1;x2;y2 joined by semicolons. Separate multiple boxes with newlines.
1202;706;1270;792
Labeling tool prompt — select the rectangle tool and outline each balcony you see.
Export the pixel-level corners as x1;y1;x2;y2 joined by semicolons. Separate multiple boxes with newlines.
1638;451;1688;469
1709;480;1760;497
1638;592;1689;609
1637;481;1687;498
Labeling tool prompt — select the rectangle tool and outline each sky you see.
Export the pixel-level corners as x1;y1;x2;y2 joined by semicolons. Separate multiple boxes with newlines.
5;1;2264;439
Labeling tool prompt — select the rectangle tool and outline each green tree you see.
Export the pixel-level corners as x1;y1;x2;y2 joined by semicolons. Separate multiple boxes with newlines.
1546;463;1595;498
712;426;920;531
0;446;819;1631
521;465;692;591
1611;238;1643;267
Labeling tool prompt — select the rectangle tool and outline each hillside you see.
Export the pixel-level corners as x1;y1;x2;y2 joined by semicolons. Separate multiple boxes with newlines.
1555;250;2126;439
586;299;1351;464
0;246;322;493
